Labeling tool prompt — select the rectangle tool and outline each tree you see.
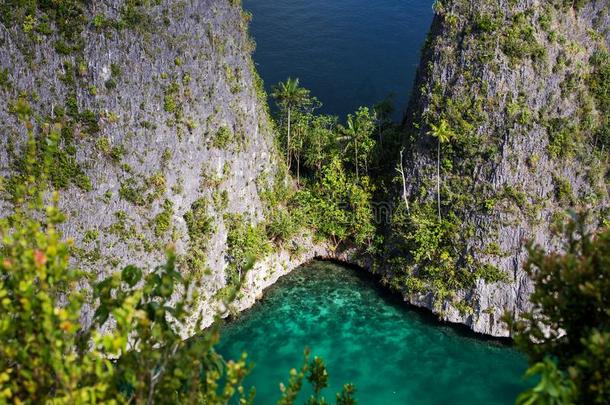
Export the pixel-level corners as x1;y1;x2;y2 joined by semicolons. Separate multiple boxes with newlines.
303;114;339;173
427;119;454;220
508;216;610;404
341;107;376;181
276;350;357;405
306;356;329;405
0;122;356;404
295;157;375;249
516;359;575;405
272;78;311;170
396;148;409;212
291;111;310;184
0;134;253;404
373;94;395;147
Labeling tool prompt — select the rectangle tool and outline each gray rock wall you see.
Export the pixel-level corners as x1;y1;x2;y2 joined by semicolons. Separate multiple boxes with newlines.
392;0;609;336
0;0;280;324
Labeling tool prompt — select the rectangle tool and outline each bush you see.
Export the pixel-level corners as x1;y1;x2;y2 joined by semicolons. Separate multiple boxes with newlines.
224;214;271;287
295;157;376;248
0;186;254;403
508;216;610;404
0;131;355;404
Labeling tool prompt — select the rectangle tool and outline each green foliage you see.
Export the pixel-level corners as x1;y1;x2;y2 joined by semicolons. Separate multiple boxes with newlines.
0;130;353;404
268;79;381;252
295;157;376;248
5;124;92;202
306;356;329;404
516;358;575;405
276;350;357;405
183;198;214;277
0;68;11;90
0;202;253;403
301;114;339;171
546;118;578;159
588;49;610;151
335;384;357;405
341;107;376;180
119;0;153;31
0;193;111;403
163;81;182;118
265;208;300;245
0;0;87;54
509;216;610;404
212;126;233;149
119;173;165;207
153;199;173;237
0;137;254;403
388;203;508;308
212;189;229;212
272;77;313;169
224;213;271;288
271;77;311;111
119;178;147;206
552;175;574;206
428;119;455;144
501;12;546;63
96;137;125;163
256;173;304;248
473;12;500;33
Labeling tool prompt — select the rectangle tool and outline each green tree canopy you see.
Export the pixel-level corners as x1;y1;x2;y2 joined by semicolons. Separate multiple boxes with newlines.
509;216;610;404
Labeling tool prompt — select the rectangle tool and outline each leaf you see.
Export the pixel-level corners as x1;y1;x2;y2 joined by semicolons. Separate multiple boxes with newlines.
121;265;142;288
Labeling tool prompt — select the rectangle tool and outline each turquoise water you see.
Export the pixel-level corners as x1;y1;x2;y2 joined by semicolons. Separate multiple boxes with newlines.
243;0;434;119
217;261;529;404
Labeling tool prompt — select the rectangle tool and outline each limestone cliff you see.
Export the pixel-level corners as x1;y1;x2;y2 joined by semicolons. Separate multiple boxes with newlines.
387;0;609;336
0;0;285;332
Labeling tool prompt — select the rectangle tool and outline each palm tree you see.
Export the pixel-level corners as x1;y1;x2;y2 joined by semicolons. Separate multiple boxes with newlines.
341;107;375;182
428;119;454;221
271;78;310;169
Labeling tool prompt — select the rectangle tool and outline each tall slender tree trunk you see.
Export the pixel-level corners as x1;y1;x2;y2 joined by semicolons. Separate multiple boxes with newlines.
287;107;292;170
398;148;409;212
437;139;441;221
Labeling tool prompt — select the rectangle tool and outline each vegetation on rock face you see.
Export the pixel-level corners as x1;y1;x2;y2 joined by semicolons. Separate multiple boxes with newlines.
0;0;608;402
509;217;610;405
383;0;610;313
0;137;251;403
224;213;271;289
0;1;361;401
272;78;312;170
266;78;386;253
0;123;356;405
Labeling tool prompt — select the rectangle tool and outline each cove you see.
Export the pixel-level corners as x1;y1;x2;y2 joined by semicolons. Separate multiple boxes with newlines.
243;0;435;119
217;261;529;404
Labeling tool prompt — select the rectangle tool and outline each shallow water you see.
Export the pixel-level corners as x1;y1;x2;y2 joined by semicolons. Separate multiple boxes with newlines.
217;261;529;404
243;0;435;119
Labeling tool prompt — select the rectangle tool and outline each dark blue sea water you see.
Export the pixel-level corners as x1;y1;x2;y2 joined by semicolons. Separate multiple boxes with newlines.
217;262;529;404
243;0;435;119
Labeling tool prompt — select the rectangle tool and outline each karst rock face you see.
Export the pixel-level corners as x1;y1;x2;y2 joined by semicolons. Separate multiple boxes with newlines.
0;0;291;333
388;0;609;336
1;1;608;338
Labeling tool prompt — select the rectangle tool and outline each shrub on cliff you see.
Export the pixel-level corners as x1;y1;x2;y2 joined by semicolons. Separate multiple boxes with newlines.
0;138;252;402
0;130;357;404
509;216;610;404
